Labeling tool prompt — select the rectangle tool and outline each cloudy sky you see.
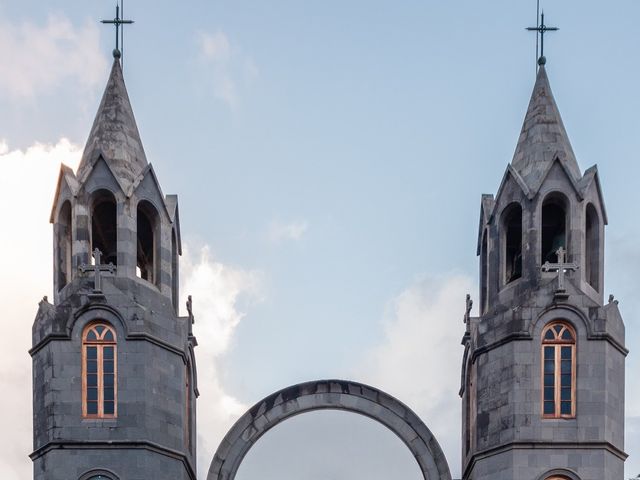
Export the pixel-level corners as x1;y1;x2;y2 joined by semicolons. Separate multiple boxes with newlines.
0;1;639;478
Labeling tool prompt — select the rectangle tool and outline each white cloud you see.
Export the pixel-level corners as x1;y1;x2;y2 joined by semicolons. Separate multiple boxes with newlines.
0;15;106;99
0;139;263;478
0;139;83;478
268;220;309;243
199;31;231;63
179;242;263;476
196;30;258;110
356;274;475;479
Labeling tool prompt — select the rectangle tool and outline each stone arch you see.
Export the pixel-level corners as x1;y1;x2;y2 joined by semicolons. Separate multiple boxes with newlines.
208;379;452;480
78;468;120;480
535;468;581;480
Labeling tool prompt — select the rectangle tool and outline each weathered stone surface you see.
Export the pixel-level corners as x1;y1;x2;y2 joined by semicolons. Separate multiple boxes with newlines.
208;379;452;480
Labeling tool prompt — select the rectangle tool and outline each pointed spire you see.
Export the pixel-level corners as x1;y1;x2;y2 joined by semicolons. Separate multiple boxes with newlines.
77;58;147;190
511;65;581;190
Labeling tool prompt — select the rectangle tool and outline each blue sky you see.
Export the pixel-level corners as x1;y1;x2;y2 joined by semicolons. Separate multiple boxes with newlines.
0;1;638;478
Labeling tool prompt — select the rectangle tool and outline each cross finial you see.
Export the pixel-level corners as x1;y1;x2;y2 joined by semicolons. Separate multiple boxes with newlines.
526;9;559;67
541;247;578;297
78;248;116;294
101;1;134;60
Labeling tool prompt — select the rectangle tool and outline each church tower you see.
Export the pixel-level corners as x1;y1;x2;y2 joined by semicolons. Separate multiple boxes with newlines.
30;53;198;480
460;63;627;480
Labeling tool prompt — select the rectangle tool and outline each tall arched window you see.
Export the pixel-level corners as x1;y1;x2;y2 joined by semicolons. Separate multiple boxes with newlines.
542;321;576;418
56;200;73;290
82;322;117;418
585;204;600;291
541;194;568;263
503;203;522;284
137;200;160;285
91;190;117;265
172;229;179;312
185;362;192;454
480;229;488;314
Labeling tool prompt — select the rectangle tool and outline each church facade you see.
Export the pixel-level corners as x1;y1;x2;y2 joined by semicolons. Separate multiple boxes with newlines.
29;44;627;480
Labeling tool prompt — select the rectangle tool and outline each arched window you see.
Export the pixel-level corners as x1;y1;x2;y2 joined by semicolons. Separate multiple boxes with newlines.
137;201;160;285
585;204;600;291
79;470;119;480
503;203;522;284
542;321;576;418
56;200;73;290
541;194;568;263
185;362;192;453
480;229;488;314
172;229;179;312
91;190;117;265
82;322;117;418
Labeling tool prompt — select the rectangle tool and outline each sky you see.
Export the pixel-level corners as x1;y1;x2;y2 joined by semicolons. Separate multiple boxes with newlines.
0;0;639;479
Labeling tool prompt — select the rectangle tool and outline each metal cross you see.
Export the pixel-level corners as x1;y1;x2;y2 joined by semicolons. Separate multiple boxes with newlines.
101;1;134;59
526;11;559;65
79;248;116;292
541;247;578;293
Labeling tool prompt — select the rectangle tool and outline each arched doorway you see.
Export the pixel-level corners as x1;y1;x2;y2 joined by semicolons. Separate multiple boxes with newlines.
208;379;452;480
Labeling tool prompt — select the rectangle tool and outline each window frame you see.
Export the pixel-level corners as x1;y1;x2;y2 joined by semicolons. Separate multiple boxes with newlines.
541;321;576;419
82;322;118;419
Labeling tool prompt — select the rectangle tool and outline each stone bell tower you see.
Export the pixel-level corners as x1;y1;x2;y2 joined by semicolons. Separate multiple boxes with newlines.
460;63;627;480
30;53;198;480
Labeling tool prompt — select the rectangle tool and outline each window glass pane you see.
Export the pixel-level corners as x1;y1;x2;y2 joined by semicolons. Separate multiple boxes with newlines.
561;329;574;341
104;374;114;387
561;346;572;359
87;401;98;415
87;374;98;387
95;325;105;336
104;387;114;402
561;360;571;374
103;330;114;342
544;359;555;374
104;360;114;374
544;387;554;400
561;387;571;400
544;374;554;386
87;387;98;401
560;401;572;415
553;325;563;334
87;360;97;374
103;401;114;415
103;347;114;360
544;330;555;341
86;330;98;341
87;346;97;359
544;346;554;359
561;374;571;387
544;401;555;414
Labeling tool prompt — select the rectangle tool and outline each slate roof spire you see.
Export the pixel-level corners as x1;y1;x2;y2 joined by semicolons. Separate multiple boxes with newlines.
511;65;581;190
76;57;148;191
